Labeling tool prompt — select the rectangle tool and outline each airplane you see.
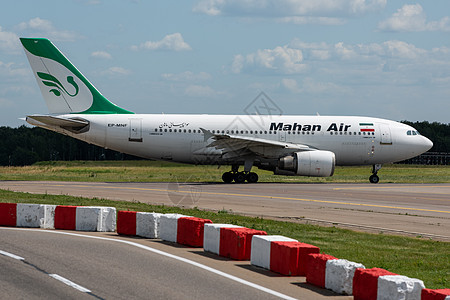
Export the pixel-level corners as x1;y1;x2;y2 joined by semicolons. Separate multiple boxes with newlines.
20;38;433;184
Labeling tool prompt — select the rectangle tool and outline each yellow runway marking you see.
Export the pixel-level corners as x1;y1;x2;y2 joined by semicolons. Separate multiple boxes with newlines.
333;185;450;192
61;183;450;215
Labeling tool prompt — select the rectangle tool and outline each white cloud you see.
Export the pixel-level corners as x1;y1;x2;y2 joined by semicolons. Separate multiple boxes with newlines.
16;18;80;41
231;46;306;74
194;0;386;24
91;51;112;60
0;61;30;80
131;33;192;51
0;27;20;54
281;78;301;93
278;16;346;25
184;85;216;97
161;71;211;82
378;4;450;32
382;40;426;60
289;39;427;62
100;67;131;76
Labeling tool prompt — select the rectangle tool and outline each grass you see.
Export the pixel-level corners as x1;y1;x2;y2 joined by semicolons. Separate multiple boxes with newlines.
0;160;449;183
0;188;448;289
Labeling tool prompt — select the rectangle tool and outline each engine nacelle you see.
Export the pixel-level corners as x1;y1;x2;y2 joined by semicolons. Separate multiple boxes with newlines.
278;150;335;177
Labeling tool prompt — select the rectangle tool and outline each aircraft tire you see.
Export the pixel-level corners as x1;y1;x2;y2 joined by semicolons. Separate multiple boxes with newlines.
234;172;246;183
369;174;380;184
222;172;234;183
246;172;259;183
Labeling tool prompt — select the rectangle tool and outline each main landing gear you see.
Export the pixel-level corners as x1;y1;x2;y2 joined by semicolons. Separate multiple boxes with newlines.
369;164;382;184
222;164;259;183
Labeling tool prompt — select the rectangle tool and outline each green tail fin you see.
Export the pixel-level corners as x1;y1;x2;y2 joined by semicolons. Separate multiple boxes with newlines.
21;38;133;114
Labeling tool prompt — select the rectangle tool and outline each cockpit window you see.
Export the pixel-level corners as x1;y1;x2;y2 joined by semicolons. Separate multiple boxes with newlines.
407;130;420;136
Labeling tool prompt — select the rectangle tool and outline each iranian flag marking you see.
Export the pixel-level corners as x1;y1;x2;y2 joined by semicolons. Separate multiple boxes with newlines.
359;123;375;132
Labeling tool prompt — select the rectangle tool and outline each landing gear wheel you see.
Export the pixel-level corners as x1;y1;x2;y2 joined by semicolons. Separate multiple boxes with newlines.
246;172;259;183
222;172;234;183
234;172;246;183
369;174;379;184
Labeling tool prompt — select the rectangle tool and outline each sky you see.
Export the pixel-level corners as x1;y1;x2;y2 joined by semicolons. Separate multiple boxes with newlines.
1;0;450;127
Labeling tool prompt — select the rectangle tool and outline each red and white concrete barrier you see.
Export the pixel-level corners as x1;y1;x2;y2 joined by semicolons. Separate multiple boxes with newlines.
76;206;116;232
354;268;426;300
176;217;212;247
0;203;56;229
117;211;138;235
54;205;116;232
377;275;424;300
117;211;162;238
203;224;243;255
353;268;398;300
306;253;338;288
219;227;267;260
421;289;450;300
0;203;16;226
251;235;298;271
159;213;191;243
272;241;321;276
137;212;162;238
325;259;365;295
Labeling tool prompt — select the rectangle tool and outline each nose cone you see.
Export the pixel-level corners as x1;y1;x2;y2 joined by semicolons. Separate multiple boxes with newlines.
422;136;433;152
411;135;433;156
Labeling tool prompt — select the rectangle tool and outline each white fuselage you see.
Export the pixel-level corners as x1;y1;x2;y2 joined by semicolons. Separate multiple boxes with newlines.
40;114;433;169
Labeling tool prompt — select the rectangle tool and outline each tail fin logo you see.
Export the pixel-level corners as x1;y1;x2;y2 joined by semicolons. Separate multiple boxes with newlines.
37;72;79;98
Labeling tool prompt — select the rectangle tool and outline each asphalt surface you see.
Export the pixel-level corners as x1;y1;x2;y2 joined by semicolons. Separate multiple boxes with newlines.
2;181;449;240
0;228;350;300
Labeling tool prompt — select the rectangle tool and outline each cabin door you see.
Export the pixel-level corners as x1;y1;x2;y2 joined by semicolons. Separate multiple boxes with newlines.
129;118;143;142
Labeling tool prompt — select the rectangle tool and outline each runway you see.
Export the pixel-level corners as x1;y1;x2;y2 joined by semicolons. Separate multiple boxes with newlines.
0;227;349;300
1;181;449;240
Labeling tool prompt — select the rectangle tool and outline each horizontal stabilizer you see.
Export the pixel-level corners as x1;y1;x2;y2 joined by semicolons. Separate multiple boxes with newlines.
26;115;89;133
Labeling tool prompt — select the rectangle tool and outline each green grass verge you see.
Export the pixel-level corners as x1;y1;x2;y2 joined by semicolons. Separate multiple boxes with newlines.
0;160;449;183
0;189;448;289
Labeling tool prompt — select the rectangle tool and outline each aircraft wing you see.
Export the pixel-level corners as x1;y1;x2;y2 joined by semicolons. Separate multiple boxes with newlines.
200;128;313;159
26;115;89;132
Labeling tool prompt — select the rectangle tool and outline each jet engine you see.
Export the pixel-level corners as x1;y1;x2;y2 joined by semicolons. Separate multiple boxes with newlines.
277;150;335;177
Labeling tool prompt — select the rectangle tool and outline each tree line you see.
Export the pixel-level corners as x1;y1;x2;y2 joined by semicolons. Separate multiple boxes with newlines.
0;126;139;166
0;121;449;166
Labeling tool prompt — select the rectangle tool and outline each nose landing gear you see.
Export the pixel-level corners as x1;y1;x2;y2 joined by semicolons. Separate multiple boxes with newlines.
369;164;382;184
